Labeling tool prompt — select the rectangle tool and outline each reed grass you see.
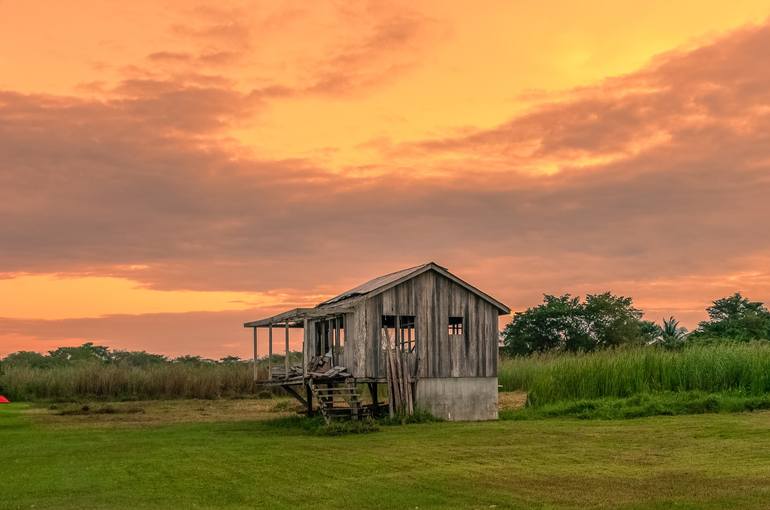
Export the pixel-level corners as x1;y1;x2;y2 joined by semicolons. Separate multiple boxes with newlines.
499;342;770;406
0;362;272;402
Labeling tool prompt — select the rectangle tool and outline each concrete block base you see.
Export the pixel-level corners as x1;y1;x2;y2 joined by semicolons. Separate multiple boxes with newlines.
415;377;498;421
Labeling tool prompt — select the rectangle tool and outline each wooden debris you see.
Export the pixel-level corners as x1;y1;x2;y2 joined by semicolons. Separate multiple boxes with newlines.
382;328;414;417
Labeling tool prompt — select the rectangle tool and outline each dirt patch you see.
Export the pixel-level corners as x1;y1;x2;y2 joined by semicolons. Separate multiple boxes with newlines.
29;398;299;428
499;391;527;411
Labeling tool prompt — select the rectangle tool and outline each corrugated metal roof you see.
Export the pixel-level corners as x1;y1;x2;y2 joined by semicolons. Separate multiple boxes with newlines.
317;263;432;306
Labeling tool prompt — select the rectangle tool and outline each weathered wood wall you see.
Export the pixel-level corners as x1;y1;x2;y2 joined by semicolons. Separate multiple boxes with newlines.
351;270;499;379
303;270;500;380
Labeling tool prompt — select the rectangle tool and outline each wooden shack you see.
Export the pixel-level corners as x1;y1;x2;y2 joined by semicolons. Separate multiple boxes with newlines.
244;262;510;421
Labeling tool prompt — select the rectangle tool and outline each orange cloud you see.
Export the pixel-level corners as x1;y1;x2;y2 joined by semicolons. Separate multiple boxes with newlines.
3;8;770;356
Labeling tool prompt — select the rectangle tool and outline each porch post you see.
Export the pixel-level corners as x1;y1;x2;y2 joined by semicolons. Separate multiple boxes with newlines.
305;382;313;417
285;321;290;378
252;327;258;381
303;318;309;377
268;324;273;380
335;316;341;366
332;317;338;366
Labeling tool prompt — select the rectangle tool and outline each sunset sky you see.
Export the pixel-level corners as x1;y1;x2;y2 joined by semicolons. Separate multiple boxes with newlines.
3;1;770;358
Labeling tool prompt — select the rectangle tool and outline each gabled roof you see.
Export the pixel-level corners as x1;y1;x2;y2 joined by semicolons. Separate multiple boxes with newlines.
317;263;428;306
244;262;510;327
318;262;510;314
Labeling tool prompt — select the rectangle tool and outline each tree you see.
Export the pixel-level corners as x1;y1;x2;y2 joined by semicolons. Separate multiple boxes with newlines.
652;316;688;349
502;295;588;355
111;350;167;366
0;351;55;369
173;355;215;365
47;342;111;363
690;293;770;342
583;292;652;349
502;293;656;356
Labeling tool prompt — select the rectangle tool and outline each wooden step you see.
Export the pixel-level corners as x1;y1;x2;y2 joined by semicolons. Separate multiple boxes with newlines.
309;378;363;424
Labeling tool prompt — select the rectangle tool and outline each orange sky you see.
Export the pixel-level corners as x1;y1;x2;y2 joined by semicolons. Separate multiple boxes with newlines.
2;1;770;358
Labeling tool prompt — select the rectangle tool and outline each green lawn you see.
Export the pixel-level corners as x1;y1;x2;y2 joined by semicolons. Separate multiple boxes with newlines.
3;400;770;509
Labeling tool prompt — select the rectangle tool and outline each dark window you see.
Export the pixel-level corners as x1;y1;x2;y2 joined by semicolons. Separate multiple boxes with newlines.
382;315;417;353
316;316;344;358
398;315;416;353
382;315;396;345
449;316;464;335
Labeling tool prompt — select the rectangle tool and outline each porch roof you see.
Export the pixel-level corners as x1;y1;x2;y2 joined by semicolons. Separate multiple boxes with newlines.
243;303;355;328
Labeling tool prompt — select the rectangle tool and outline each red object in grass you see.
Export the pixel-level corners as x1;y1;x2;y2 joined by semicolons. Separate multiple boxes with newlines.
0;395;10;404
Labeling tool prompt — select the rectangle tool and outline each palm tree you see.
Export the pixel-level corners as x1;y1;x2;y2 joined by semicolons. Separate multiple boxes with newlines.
658;316;688;348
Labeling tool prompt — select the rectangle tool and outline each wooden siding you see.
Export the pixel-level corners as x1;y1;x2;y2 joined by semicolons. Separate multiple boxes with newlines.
345;270;500;379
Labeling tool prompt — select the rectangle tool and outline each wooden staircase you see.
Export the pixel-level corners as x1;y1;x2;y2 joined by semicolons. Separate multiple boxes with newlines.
310;378;364;423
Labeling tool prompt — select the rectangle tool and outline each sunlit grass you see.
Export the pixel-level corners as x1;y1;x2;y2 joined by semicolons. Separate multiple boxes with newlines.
499;343;770;405
3;401;770;509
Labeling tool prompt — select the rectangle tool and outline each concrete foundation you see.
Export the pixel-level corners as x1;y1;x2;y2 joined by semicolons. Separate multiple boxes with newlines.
415;377;498;421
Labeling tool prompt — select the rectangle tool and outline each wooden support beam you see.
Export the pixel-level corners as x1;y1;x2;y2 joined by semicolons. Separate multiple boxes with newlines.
303;318;308;378
396;315;401;353
268;325;273;380
305;382;313;417
284;321;290;379
368;382;379;416
335;316;341;365
281;385;307;407
252;327;258;381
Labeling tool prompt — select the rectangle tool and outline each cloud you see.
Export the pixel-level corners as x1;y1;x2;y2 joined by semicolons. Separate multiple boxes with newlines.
137;3;439;99
303;7;437;95
0;308;304;359
406;22;770;177
4;21;770;354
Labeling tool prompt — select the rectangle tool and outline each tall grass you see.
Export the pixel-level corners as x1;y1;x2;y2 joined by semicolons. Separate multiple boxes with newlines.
499;343;770;406
1;363;272;402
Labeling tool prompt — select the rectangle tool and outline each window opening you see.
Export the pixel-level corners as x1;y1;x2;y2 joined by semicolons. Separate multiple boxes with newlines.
448;316;464;335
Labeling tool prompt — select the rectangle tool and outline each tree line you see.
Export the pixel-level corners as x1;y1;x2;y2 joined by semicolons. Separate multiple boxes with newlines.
502;292;770;356
0;344;251;369
3;292;769;366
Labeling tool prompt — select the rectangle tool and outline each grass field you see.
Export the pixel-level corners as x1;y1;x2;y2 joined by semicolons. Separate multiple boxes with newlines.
3;399;770;509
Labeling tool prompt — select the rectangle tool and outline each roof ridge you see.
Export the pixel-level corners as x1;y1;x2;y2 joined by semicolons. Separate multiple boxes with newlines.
316;262;431;307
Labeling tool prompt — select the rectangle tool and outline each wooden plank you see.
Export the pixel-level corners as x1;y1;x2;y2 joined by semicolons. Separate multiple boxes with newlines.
450;334;461;377
244;305;357;328
306;382;313;416
395;314;401;353
489;303;499;377
437;274;451;378
303;318;309;377
282;384;308;407
423;271;436;378
252;327;258;381
383;329;395;418
285;322;290;378
416;271;427;378
475;294;483;377
334;316;341;366
268;325;273;379
354;306;367;378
